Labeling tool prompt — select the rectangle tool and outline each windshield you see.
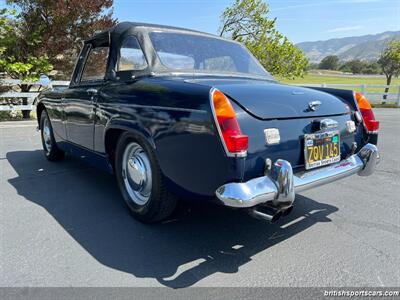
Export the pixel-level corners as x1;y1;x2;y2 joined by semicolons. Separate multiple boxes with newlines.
149;31;273;79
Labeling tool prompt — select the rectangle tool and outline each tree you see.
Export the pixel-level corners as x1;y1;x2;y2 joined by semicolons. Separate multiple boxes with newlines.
339;60;381;75
1;1;115;118
362;61;381;75
0;8;53;118
219;0;308;79
350;60;365;74
307;62;320;71
5;0;116;78
319;55;339;70
378;40;400;102
340;60;364;74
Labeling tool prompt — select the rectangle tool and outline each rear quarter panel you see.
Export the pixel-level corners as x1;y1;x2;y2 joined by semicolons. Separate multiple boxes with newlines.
97;78;243;197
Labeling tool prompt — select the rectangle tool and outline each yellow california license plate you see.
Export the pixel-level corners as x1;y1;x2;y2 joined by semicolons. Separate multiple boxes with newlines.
304;131;341;170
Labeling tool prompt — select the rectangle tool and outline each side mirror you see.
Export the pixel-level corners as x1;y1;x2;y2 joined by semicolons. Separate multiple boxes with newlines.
39;74;51;88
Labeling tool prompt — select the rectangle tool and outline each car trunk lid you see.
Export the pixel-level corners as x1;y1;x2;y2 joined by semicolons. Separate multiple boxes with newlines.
190;78;349;119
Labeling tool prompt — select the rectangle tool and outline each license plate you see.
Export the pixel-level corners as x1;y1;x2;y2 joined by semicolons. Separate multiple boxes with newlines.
304;131;340;170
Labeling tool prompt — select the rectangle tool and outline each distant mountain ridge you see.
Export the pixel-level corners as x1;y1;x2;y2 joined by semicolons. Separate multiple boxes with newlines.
297;31;400;63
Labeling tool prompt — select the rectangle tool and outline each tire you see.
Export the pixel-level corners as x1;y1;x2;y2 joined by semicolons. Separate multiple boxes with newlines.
115;132;178;223
40;110;64;161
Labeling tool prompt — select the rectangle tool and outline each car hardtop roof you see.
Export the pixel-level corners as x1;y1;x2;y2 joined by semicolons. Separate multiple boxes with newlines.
79;21;254;82
85;21;216;44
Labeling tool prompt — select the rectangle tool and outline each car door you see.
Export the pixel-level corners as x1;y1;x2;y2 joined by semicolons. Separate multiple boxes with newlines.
93;35;149;153
65;44;110;150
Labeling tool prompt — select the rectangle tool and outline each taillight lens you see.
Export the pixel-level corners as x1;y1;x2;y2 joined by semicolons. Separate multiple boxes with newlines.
211;89;248;156
355;92;379;133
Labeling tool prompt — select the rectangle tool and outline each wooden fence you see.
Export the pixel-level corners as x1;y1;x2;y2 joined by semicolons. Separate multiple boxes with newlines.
295;83;400;106
0;79;69;112
1;80;399;112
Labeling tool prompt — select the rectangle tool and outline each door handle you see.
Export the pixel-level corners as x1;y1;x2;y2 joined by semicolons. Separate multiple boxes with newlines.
87;88;98;96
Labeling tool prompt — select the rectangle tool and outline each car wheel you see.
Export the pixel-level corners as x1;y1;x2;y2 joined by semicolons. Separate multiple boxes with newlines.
40;110;64;161
115;132;178;223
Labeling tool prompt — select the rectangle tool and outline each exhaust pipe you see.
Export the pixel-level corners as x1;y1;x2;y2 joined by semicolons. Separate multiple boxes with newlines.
281;205;293;217
249;205;294;223
249;206;282;223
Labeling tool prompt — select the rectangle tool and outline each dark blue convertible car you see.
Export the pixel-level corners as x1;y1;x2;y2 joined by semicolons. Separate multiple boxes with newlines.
36;22;380;223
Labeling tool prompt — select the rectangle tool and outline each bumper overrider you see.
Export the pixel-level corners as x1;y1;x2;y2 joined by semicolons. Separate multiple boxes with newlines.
215;143;380;222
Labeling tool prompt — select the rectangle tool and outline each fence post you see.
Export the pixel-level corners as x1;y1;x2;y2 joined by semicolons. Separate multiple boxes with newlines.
361;84;366;96
397;85;400;107
322;83;326;88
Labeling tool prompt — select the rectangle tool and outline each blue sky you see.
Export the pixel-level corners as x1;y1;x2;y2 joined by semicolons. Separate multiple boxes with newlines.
113;0;399;43
2;0;399;43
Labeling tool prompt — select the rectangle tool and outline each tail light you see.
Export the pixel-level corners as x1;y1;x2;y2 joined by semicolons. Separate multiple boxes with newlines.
210;89;248;157
354;92;379;133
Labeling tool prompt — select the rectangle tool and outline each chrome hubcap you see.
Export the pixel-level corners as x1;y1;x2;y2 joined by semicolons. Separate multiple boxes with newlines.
43;118;52;153
122;142;152;205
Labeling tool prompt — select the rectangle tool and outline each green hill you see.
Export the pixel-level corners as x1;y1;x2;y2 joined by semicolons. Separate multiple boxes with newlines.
297;31;400;63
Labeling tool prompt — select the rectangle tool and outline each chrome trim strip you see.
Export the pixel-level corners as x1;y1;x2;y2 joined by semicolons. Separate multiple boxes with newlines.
119;103;207;114
216;143;379;208
293;155;361;193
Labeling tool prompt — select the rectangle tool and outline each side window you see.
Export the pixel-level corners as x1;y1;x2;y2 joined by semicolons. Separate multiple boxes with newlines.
80;46;109;82
118;36;147;71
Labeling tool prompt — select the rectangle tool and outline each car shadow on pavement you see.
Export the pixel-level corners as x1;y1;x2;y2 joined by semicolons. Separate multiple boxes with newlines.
7;150;338;288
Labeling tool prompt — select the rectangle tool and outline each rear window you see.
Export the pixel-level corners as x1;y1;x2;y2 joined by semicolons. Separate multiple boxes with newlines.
149;31;272;78
157;52;195;69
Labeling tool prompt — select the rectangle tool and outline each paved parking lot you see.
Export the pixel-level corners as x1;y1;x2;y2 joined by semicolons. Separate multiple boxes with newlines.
0;109;399;288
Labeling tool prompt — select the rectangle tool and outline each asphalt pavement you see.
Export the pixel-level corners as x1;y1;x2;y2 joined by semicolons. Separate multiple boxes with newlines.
0;109;399;288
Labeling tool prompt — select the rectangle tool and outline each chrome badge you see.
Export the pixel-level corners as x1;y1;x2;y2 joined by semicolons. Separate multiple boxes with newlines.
264;128;280;145
308;100;322;111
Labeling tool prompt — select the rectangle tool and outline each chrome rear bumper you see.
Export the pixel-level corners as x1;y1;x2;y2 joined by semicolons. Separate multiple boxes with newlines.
215;144;379;209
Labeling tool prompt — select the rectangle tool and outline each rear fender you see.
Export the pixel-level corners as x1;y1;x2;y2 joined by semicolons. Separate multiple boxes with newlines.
104;113;242;198
104;117;156;149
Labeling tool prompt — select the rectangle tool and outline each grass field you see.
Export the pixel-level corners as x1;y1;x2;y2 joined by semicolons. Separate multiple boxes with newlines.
280;74;400;86
279;74;400;106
